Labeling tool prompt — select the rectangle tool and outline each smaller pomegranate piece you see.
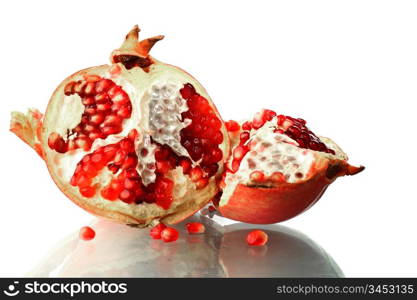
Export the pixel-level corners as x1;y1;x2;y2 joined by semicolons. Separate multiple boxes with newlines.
246;230;268;246
186;222;205;234
79;226;96;241
161;227;179;243
150;223;167;239
217;109;364;224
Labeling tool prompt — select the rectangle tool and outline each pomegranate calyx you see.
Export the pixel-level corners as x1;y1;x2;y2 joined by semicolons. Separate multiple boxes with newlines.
326;162;365;181
10;108;44;159
111;25;164;70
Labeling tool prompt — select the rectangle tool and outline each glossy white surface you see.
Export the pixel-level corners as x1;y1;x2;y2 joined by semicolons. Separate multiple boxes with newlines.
28;213;343;277
1;0;417;277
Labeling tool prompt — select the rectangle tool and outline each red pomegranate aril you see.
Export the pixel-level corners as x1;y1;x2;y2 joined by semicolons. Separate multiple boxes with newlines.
110;180;123;191
277;114;286;125
180;83;196;100
233;146;248;160
96;102;112;111
190;167;203;182
89;132;102;140
287;126;301;138
124;168;140;179
122;155;137;169
179;158;191;174
82;164;98;177
75;174;92;188
161;227;179;243
327;149;336;155
80;186;96;198
242;121;252;131
117;105;132;118
186;222;205;234
107;163;120;174
297;138;307;148
202;163;219;177
309;141;320;151
79;226;96;241
64;81;75;95
114;149;127;164
155;147;170;160
76;137;92;151
84;82;96;95
156;161;171;174
250;171;265;182
124;178;140;190
150;223;167;239
239;131;250;145
225;120;240;132
95;79;113;93
74;81;86;94
246;230;268;246
48;133;67;153
91;153;104;164
264;109;277;121
195;178;209;189
103;145;118;158
119;189;135;203
107;85;121;98
82;97;95;106
103;115;122;126
231;159;240;173
101;187;119;201
112;91;128;102
90;113;105;125
270;172;286;182
252;112;266;129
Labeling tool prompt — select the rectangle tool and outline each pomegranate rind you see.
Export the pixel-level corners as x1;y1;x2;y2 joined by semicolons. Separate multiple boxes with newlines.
217;159;363;224
10;108;44;159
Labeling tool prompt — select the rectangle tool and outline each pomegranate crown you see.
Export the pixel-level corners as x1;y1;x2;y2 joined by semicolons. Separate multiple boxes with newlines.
111;25;164;70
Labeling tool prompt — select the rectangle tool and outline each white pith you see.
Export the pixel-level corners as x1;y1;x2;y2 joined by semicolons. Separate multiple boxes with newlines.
147;82;191;157
220;117;347;206
42;61;229;222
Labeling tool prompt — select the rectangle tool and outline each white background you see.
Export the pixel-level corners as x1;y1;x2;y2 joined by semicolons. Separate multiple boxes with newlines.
1;0;416;277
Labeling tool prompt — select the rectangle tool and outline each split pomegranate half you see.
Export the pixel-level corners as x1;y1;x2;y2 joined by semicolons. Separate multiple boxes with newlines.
10;26;229;226
217;109;364;224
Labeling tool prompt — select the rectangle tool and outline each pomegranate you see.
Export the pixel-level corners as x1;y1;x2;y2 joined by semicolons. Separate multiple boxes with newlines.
216;109;364;224
10;26;229;227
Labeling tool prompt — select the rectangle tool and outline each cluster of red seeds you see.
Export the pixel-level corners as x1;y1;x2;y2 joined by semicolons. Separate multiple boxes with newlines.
69;82;224;208
231;110;335;174
48;76;132;153
180;84;223;180
71;130;174;208
153;145;208;189
150;223;268;246
150;222;205;243
150;224;179;243
223;110;335;183
280;116;336;154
